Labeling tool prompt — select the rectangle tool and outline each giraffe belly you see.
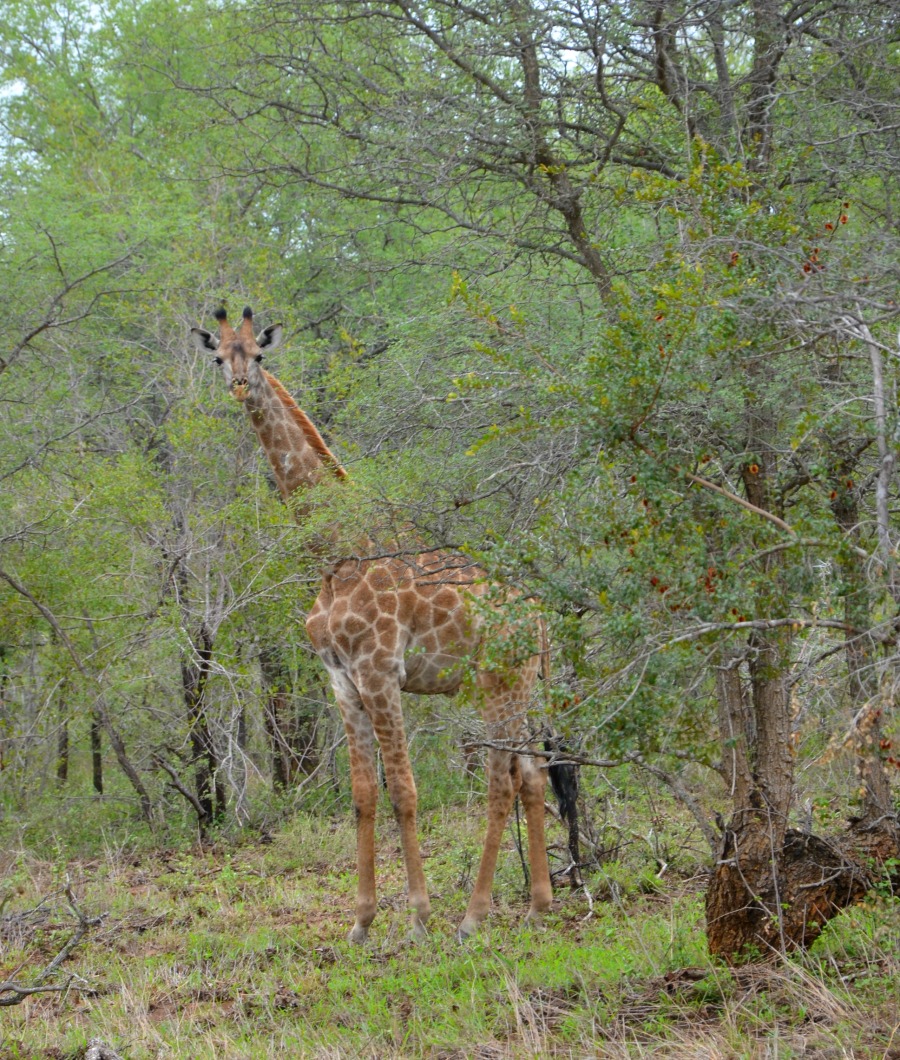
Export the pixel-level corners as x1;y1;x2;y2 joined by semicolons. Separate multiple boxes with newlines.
401;650;464;695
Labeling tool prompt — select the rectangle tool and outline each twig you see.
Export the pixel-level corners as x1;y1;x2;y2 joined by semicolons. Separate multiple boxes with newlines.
580;878;595;922
0;883;103;1007
466;739;621;769
628;756;720;855
154;752;209;824
684;471;796;535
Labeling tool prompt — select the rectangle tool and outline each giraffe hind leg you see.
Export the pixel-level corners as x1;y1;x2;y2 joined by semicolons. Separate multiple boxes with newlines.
458;743;520;939
458;668;551;940
518;752;552;923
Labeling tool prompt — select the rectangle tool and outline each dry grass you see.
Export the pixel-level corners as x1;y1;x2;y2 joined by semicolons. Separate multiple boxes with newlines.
1;804;899;1058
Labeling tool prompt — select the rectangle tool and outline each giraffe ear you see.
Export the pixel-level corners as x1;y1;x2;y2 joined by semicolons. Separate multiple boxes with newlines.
256;323;283;351
191;327;219;352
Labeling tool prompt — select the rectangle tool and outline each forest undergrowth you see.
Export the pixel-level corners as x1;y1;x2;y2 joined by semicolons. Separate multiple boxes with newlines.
2;752;900;1060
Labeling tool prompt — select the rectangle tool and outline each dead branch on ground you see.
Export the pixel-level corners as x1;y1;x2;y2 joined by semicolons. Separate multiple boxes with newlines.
0;882;104;1007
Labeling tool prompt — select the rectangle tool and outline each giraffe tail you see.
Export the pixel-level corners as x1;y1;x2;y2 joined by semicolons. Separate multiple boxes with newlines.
544;734;583;889
537;616;583;889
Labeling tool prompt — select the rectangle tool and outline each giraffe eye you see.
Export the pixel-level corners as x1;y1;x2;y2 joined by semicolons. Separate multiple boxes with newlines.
254;353;264;363
214;356;223;365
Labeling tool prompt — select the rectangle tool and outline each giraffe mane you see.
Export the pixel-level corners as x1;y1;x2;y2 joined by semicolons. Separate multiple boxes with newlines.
263;370;348;480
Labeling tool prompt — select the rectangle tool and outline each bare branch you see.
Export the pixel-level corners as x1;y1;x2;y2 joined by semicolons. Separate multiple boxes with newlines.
0;884;104;1008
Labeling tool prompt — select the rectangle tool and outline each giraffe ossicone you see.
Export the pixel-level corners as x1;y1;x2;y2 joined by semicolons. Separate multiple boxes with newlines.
193;307;553;942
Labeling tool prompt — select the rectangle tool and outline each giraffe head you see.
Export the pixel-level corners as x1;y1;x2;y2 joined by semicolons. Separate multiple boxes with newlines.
191;306;283;402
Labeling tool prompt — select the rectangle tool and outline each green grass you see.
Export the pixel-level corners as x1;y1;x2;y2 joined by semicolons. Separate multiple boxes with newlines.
2;789;900;1057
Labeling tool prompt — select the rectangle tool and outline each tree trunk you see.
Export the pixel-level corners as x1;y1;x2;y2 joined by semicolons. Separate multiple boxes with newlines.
707;441;798;959
259;647;320;789
56;720;68;784
0;646;10;773
707;628;796;959
56;689;69;784
831;468;896;826
707;472;900;960
181;626;221;828
90;714;103;794
714;651;753;804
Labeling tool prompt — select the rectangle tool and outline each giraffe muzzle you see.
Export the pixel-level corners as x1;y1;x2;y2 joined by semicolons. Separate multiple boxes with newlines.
231;380;249;401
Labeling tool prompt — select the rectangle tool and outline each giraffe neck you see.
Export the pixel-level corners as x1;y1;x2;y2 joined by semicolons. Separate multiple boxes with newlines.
245;369;346;513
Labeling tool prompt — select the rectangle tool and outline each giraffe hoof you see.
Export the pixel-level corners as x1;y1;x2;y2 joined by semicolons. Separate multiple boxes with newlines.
455;918;478;943
408;919;429;944
348;923;370;945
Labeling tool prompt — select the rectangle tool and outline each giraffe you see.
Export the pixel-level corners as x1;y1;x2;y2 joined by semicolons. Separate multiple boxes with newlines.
192;307;553;942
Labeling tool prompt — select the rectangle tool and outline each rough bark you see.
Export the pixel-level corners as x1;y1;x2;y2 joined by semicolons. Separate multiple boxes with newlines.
260;646;320;789
707;627;796;960
707;439;798;959
745;0;787;169
181;626;221;827
56;692;68;784
707;453;900;960
831;457;895;826
90;714;102;794
715;651;754;806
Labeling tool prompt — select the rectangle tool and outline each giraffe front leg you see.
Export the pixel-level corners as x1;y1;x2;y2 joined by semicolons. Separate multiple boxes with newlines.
348;755;378;944
328;671;379;944
361;684;431;942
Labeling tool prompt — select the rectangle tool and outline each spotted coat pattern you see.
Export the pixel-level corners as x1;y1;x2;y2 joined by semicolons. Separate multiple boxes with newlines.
193;308;551;941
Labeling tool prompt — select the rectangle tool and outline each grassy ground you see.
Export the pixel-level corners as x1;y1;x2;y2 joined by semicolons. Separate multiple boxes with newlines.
2;788;900;1058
